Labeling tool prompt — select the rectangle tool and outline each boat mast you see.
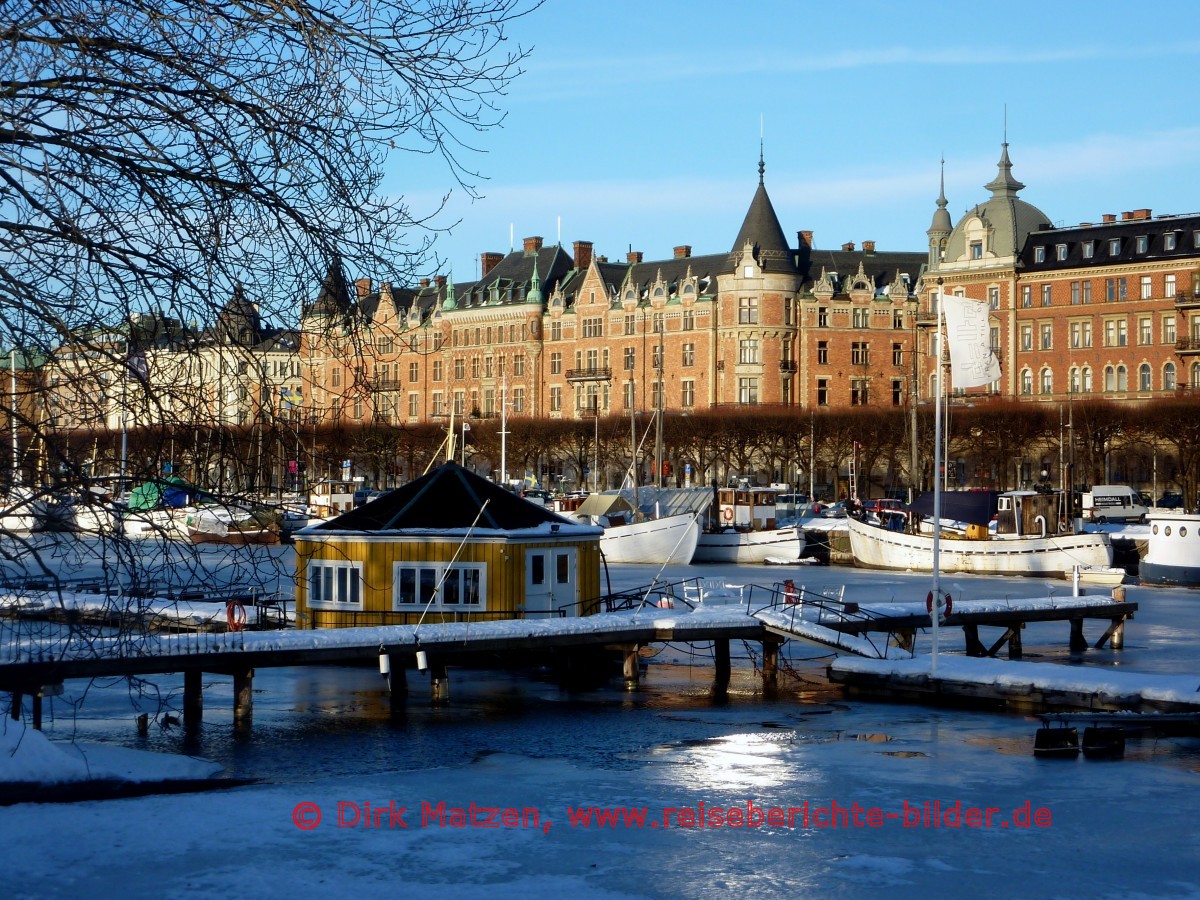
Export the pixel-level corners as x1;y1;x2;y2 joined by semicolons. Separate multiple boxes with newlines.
630;378;638;511
931;279;945;670
655;323;664;489
9;349;19;485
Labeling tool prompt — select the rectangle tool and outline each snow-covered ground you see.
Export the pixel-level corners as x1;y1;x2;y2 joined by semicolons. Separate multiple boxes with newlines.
2;531;1199;897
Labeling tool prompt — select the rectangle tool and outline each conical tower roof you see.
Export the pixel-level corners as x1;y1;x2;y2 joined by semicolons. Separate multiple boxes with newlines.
728;150;796;274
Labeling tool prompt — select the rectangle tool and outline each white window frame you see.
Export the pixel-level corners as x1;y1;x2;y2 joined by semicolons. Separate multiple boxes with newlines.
393;561;486;611
308;560;364;610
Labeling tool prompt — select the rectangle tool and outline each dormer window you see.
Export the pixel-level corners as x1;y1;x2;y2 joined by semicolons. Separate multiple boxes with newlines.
1136;235;1149;253
743;265;754;278
1164;233;1177;251
970;241;983;260
1056;244;1069;261
1108;238;1121;255
1083;241;1095;259
1034;246;1045;263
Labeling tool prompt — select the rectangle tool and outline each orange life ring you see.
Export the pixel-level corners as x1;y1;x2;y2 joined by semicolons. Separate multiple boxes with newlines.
721;506;734;523
925;591;952;617
783;579;799;604
226;600;247;632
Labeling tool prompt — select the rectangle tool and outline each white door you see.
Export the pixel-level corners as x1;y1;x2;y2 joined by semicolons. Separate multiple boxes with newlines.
550;548;578;615
525;550;552;616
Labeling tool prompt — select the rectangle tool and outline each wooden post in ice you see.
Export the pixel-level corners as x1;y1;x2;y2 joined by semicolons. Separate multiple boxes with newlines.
622;645;640;690
183;669;203;729
232;667;254;729
387;655;407;711
430;658;449;705
714;639;731;694
761;639;780;689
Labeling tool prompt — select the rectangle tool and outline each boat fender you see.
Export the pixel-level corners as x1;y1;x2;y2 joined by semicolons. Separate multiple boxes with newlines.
926;591;952;617
226;600;247;632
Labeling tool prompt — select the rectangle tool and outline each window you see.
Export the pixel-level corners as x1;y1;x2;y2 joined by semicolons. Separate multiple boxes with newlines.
471;356;481;379
1165;362;1177;391
682;309;695;331
1020;324;1033;351
408;393;419;417
817;341;828;365
1140;276;1153;300
851;342;870;365
651;345;661;370
1041;284;1053;306
1117;365;1128;391
1080;366;1092;392
1020;368;1033;395
512;388;524;413
453;391;464;416
817;307;829;328
1139;364;1152;391
623;381;634;409
1056;244;1069;261
331;367;342;388
852;308;870;328
1034;246;1046;263
1070;282;1080;305
623;347;635;371
1040;367;1053;394
739;297;759;324
681;380;695;408
1108;238;1121;256
1165;233;1177;251
851;379;869;406
1139;317;1153;345
893;343;903;367
738;377;758;404
739;339;759;365
583;317;604;338
893;309;904;329
1069;367;1080;393
394;563;484;610
988;287;1000;309
1104;319;1127;347
652;313;664;333
1105;278;1127;302
308;561;363;610
1021;286;1032;308
1166;274;1177;297
431;392;444;416
432;360;443;382
551;321;562;342
1070;322;1082;349
484;356;493;377
682;343;695;367
1164;316;1177;343
817;378;829;406
785;299;796;327
1082;282;1092;304
549;386;561;412
1194;230;1200;249
453;358;465;380
970;241;983;259
1136;235;1149;253
514;354;525;376
550;352;562;375
892;379;904;406
1083;241;1095;259
1040;323;1053;350
651;381;663;410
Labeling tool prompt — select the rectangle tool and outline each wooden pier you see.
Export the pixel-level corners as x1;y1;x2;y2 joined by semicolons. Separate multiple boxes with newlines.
0;578;1143;730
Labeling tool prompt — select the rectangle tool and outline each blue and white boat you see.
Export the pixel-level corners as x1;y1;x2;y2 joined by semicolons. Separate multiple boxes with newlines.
1140;511;1200;587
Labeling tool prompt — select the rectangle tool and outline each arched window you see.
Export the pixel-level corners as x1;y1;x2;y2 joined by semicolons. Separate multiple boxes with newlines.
1139;363;1152;391
1164;362;1176;391
1040;367;1053;394
1104;366;1115;392
1117;365;1128;391
1068;367;1080;394
1020;368;1033;395
1191;362;1200;388
1082;366;1093;392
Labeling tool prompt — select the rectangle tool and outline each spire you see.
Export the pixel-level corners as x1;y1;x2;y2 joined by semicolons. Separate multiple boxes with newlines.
758;139;765;185
928;156;953;236
729;152;795;274
984;141;1025;198
441;271;456;310
527;254;543;305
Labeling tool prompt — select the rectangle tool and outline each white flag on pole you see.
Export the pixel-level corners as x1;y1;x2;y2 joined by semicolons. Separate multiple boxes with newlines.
941;294;1001;389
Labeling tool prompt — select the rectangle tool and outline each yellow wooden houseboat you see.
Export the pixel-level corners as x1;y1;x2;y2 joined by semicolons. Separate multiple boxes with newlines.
293;462;603;628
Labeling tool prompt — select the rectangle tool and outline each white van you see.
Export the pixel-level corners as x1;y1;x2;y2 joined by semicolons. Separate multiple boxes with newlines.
1080;485;1149;523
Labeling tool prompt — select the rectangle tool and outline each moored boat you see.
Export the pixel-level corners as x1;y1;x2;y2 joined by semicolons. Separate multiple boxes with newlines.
570;492;699;565
848;490;1112;576
1140;511;1200;587
694;486;806;564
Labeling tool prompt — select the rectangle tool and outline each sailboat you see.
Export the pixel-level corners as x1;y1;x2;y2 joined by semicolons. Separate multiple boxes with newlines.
846;288;1112;577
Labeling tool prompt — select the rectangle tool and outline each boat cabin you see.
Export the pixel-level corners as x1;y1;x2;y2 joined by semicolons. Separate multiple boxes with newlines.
996;491;1067;538
308;480;356;518
714;487;777;531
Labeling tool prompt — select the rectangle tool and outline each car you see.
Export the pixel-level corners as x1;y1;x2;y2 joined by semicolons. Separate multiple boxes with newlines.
863;498;906;513
820;500;848;518
1156;491;1185;509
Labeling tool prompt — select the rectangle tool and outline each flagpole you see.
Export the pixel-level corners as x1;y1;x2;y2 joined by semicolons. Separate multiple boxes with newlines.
931;279;945;673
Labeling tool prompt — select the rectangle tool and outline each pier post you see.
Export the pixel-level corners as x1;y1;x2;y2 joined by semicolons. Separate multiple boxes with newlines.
232;667;254;730
183;669;203;729
1008;626;1023;660
387;656;407;712
9;691;19;721
1069;619;1088;653
963;624;986;657
714;639;731;695
761;639;780;690
1110;618;1126;650
430;658;449;705
31;693;41;731
622;645;640;691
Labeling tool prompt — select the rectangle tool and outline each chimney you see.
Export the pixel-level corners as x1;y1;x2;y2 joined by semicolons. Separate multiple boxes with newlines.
1133;208;1152;220
434;275;446;288
673;245;692;259
419;278;430;288
355;278;371;298
798;230;814;249
573;240;593;270
1120;211;1134;221
481;252;503;276
523;235;543;255
841;242;856;252
862;240;876;255
627;250;643;264
1102;214;1116;224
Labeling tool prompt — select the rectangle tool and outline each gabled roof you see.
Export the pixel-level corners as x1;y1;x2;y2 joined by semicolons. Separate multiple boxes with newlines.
304;461;598;534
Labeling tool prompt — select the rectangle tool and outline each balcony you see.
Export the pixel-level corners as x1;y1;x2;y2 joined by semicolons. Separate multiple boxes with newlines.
1175;337;1200;355
1176;291;1200;311
779;360;798;373
915;310;938;327
565;366;611;382
371;379;401;392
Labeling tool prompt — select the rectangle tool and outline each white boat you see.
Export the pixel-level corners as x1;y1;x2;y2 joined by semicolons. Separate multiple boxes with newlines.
571;492;699;565
1070;565;1127;586
847;490;1112;576
693;486;806;564
36;490;118;534
0;485;44;533
1140;511;1200;587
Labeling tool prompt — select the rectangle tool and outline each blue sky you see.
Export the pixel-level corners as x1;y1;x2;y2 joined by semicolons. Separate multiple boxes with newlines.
390;0;1200;282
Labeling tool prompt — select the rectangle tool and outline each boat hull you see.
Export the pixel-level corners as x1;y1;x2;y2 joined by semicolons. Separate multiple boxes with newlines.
847;517;1112;575
599;514;699;565
1140;512;1200;587
694;526;805;564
